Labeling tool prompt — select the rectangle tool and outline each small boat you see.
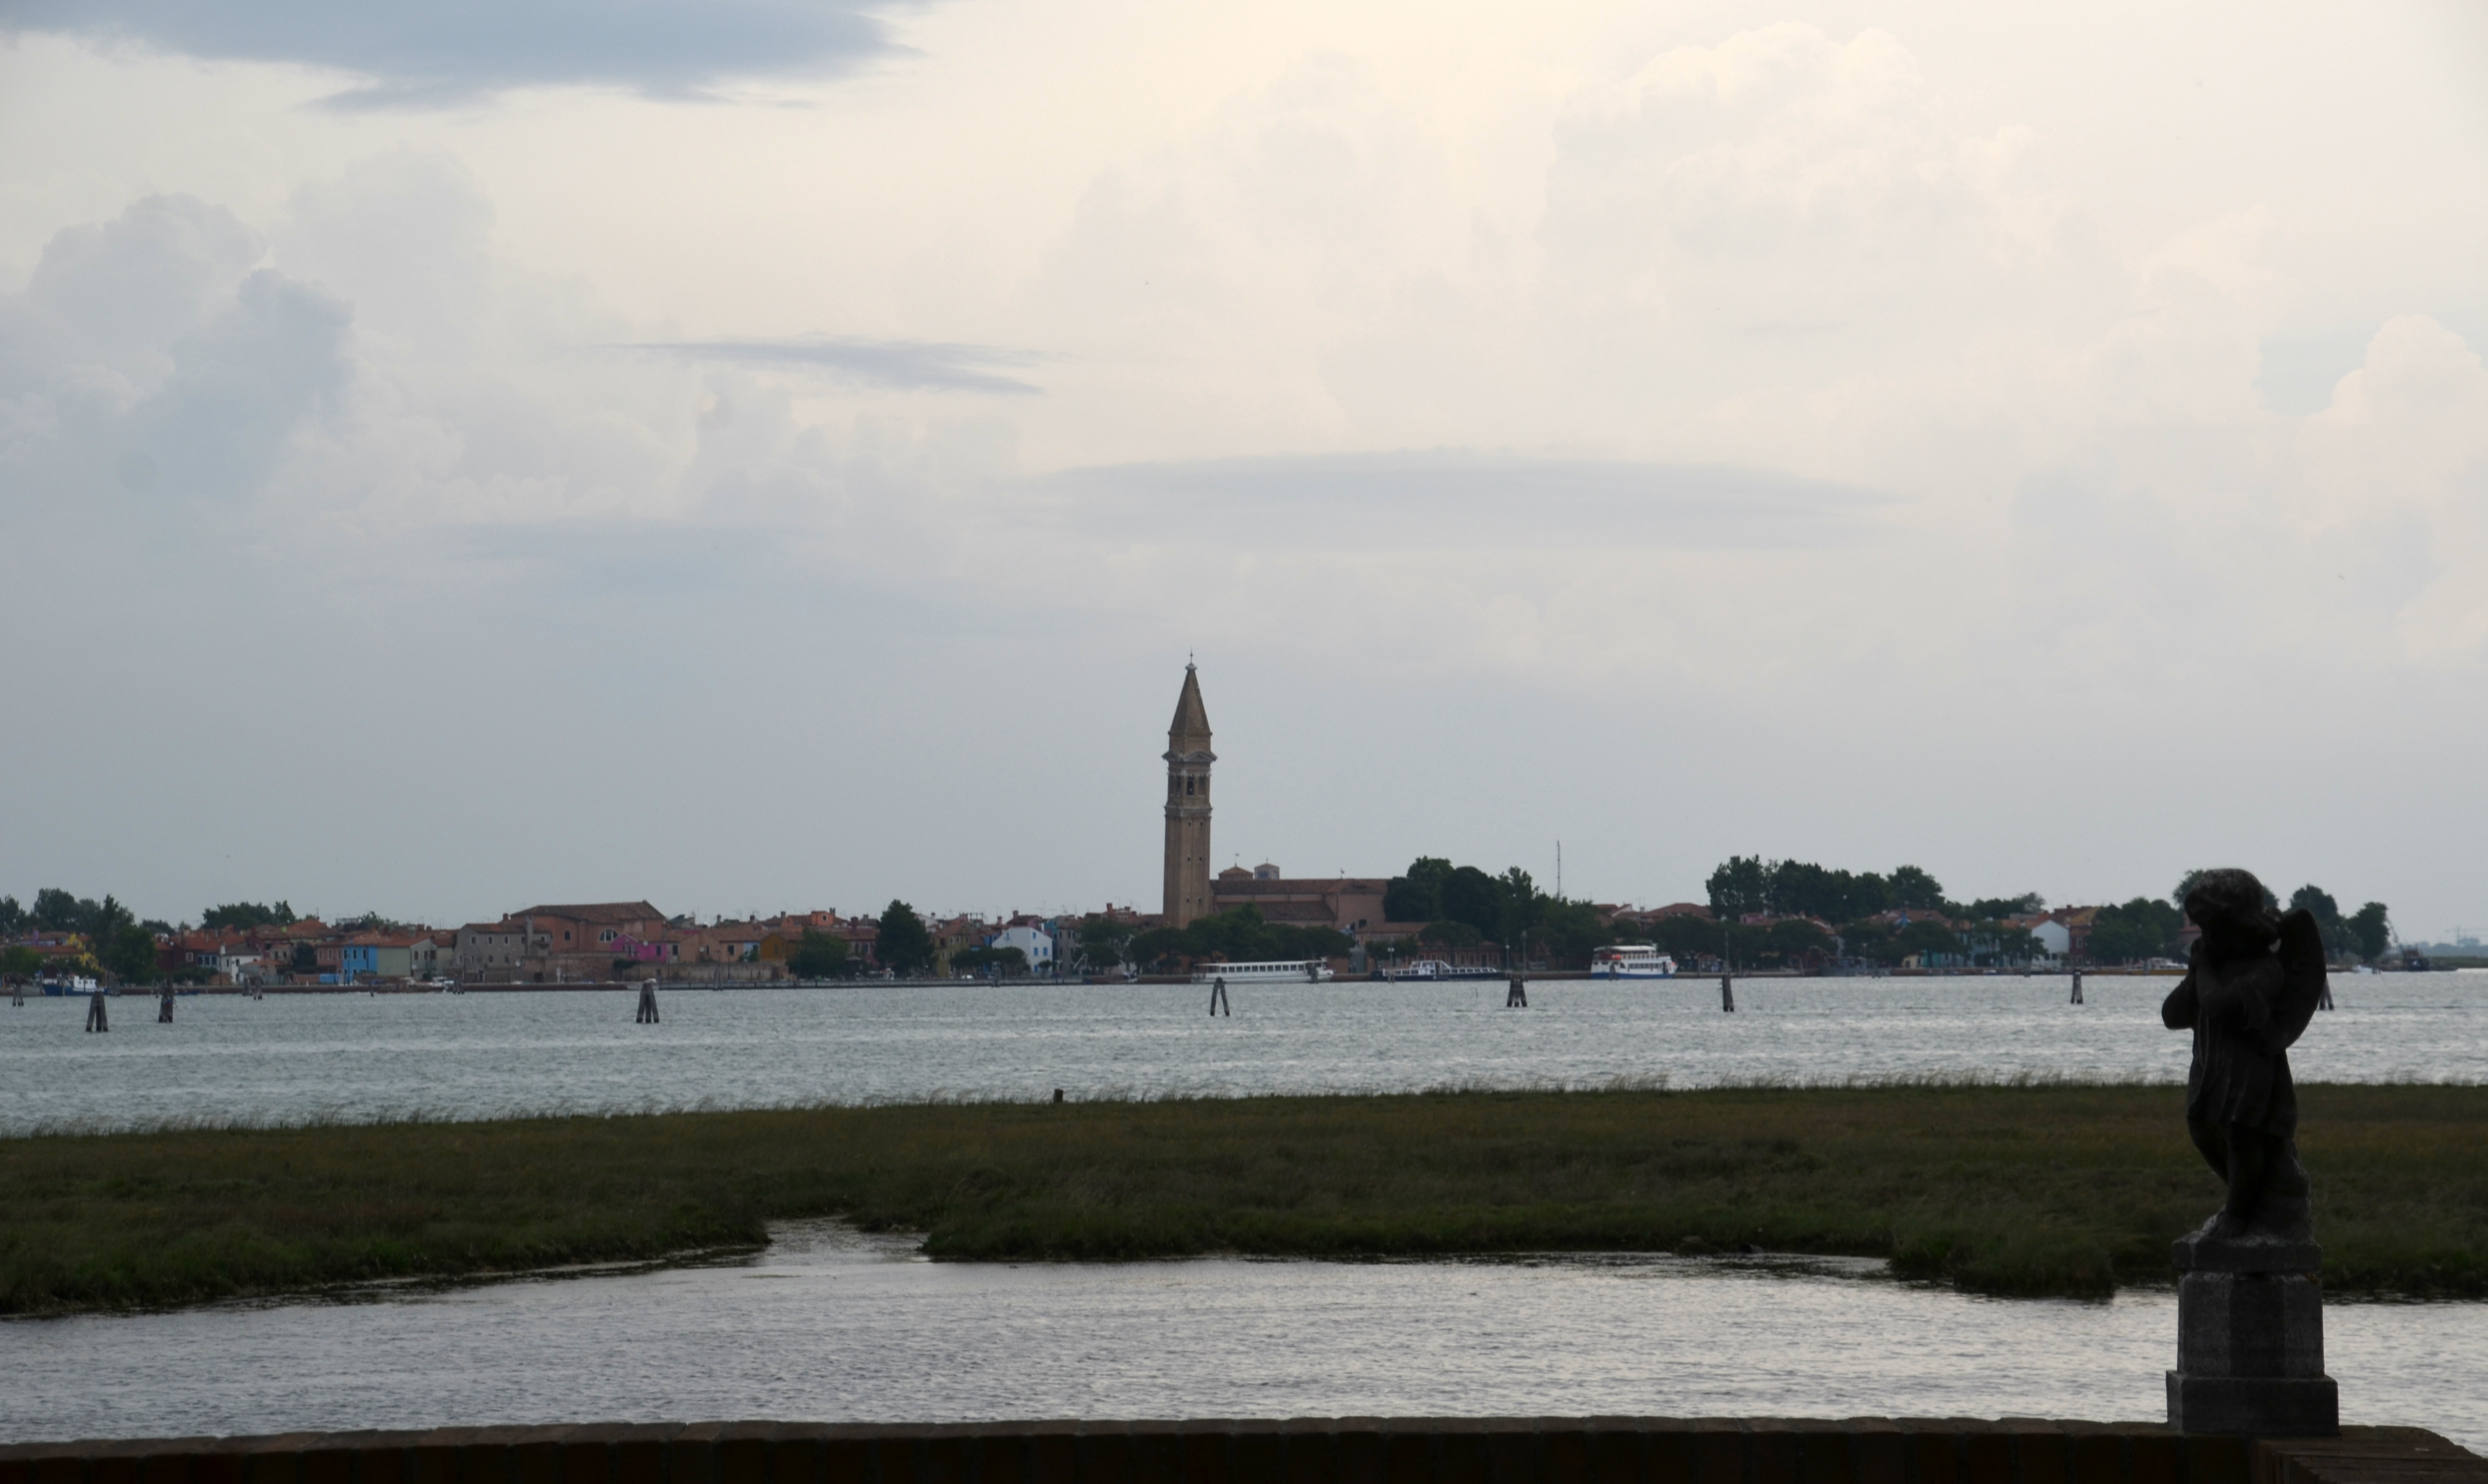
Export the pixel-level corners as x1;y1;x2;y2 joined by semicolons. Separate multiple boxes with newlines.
1191;958;1336;984
38;975;100;996
1591;944;1678;979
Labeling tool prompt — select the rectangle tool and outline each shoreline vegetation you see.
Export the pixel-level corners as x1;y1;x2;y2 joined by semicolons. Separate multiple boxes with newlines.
3;1083;2481;1316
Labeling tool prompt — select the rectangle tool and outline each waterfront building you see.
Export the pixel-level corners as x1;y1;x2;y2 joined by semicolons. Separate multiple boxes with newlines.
991;922;1057;973
1210;864;1390;936
1161;664;1215;929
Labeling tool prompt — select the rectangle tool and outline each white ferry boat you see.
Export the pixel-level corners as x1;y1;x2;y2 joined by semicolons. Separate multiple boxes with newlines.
1190;958;1336;984
1590;944;1677;979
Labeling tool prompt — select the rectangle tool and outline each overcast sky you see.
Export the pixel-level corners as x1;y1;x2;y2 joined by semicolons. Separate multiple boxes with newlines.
2;1;2483;936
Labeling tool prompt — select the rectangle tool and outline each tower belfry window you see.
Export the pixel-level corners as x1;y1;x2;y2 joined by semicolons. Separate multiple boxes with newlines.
1185;776;1194;796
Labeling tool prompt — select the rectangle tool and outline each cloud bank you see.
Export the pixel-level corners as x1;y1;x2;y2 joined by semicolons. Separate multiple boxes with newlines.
616;337;1045;394
2;7;2484;934
0;0;903;106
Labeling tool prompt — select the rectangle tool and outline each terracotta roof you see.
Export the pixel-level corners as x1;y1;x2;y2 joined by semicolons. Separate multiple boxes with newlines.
510;902;664;924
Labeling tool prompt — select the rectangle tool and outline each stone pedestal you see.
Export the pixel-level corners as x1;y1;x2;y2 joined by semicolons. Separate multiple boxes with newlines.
2168;1229;2339;1435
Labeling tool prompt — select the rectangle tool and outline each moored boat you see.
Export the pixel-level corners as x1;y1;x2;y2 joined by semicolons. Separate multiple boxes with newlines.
1590;944;1677;979
1190;958;1336;983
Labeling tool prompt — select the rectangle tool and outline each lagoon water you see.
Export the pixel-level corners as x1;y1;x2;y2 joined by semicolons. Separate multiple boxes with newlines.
8;1223;2486;1451
8;974;2485;1447
1;973;2481;1134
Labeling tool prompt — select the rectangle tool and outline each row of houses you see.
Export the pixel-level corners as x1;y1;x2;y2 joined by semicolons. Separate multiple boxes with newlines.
447;902;1093;985
0;884;2199;988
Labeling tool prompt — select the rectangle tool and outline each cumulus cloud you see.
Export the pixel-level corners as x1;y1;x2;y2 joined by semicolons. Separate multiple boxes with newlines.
0;0;904;107
0;194;351;516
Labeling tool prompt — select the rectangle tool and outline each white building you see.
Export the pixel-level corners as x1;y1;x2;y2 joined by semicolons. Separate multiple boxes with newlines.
991;924;1056;974
2023;918;2071;962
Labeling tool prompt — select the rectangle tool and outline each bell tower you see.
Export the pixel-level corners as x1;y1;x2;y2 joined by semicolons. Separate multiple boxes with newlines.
1162;662;1215;928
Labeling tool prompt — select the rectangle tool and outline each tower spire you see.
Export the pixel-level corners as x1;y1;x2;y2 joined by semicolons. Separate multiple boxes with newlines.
1161;662;1216;928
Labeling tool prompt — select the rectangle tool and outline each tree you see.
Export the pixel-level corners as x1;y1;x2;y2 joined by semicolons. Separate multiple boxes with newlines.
1895;919;1961;962
1705;856;1772;918
787;930;852;979
1076;916;1138;972
1419;920;1483;949
291;942;318;972
1;945;41;981
203;901;297;931
1496;866;1543;943
1383;858;1453;923
1887;866;1946;911
1841;920;1897;965
1128;926;1187;969
1127;906;1353;970
30;888;94;933
952;946;1028;978
1967;924;2042;965
2346;902;2391;962
1650;914;1722;965
1767;861;1893;923
0;896;23;936
1437;866;1503;941
2088;896;2184;963
2290;886;2341;924
874;901;935;976
1966;893;2045;919
1766;919;1834;964
1532;898;1616;964
99;923;160;984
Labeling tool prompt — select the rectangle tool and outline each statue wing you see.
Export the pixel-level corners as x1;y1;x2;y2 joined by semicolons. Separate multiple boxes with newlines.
2271;906;2327;1046
2161;939;2201;1029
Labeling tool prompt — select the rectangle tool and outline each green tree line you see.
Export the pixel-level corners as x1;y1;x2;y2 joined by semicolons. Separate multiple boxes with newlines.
1380;857;1615;966
1685;859;2395;967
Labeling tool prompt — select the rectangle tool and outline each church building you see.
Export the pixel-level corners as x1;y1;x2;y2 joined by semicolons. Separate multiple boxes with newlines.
1155;663;1394;941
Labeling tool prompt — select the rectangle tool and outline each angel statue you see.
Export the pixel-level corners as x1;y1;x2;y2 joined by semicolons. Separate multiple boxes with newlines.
2160;868;2330;1242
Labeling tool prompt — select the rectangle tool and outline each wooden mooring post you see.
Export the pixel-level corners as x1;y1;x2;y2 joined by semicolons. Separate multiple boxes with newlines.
2319;978;2335;1010
1721;973;1734;1012
635;981;661;1024
158;989;175;1023
1505;976;1527;1008
1208;976;1229;1016
2070;969;2084;1005
84;989;109;1033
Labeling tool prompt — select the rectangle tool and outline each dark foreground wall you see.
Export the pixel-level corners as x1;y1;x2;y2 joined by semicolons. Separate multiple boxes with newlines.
3;1422;2479;1484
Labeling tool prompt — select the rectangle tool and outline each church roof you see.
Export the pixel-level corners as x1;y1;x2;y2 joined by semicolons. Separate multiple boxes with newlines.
1167;664;1211;743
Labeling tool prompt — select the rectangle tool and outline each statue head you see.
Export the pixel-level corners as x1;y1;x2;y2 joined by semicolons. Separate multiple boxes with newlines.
2183;868;2281;962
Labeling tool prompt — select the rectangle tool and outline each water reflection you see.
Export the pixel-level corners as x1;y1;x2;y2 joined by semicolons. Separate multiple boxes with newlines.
7;1223;2482;1452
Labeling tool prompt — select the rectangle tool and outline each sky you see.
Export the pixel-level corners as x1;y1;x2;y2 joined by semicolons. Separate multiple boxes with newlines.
1;1;2483;936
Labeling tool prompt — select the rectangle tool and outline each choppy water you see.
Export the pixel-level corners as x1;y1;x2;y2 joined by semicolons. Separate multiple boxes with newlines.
2;973;2480;1134
7;1223;2483;1451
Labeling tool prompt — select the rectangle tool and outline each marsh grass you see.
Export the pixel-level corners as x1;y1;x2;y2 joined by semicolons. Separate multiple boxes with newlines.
2;1083;2479;1315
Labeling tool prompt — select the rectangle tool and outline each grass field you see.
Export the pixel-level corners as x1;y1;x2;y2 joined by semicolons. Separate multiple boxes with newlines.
3;1083;2482;1315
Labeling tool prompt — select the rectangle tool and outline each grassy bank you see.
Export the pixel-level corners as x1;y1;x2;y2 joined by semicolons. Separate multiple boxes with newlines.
3;1083;2483;1315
